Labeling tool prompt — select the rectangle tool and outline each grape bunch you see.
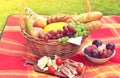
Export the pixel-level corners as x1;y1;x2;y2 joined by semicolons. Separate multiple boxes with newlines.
39;25;76;42
58;36;69;44
58;25;77;44
63;25;76;37
58;22;89;44
69;22;89;37
39;22;89;44
39;30;63;42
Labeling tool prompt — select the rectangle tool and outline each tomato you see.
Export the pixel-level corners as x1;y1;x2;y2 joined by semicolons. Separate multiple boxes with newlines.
76;66;83;75
56;58;63;66
48;66;56;74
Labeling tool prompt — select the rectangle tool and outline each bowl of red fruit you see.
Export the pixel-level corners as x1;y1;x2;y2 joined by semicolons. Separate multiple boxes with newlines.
82;40;116;64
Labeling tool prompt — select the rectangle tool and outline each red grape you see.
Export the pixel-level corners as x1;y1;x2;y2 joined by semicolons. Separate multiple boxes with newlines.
39;33;45;39
60;32;64;37
56;33;61;39
49;30;57;36
57;30;62;34
66;32;73;37
73;29;77;35
63;26;69;33
46;33;53;39
67;25;74;32
44;35;49;42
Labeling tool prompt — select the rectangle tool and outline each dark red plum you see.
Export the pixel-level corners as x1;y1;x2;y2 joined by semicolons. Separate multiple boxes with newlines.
106;42;115;51
91;49;100;58
92;40;102;47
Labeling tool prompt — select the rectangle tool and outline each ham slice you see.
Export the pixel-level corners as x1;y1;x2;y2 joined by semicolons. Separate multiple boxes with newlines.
59;64;75;78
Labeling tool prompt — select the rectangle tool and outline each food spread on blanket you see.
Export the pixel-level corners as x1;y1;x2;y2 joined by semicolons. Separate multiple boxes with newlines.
23;7;103;78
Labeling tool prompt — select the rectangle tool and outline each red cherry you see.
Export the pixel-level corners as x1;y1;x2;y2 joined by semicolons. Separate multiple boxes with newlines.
76;66;83;75
48;66;56;74
56;58;63;66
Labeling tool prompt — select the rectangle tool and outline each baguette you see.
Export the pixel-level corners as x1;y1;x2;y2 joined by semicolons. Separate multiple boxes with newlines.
84;21;102;32
73;11;103;23
47;14;74;24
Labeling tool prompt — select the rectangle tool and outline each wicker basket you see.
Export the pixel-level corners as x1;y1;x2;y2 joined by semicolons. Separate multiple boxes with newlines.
22;29;87;58
19;0;91;58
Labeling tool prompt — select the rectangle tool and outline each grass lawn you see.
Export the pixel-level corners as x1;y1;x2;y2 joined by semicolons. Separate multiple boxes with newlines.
0;0;120;32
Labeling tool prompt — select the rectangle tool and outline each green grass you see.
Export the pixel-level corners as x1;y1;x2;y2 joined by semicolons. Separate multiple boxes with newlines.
0;0;120;32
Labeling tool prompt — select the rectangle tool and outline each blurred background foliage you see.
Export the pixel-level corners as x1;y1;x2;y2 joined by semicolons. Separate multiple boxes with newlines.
0;0;120;32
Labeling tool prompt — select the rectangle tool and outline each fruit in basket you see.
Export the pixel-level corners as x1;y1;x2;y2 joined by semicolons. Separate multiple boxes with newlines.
43;22;68;33
58;36;69;44
43;24;77;42
69;22;89;37
63;26;76;37
57;22;90;44
30;27;43;38
25;17;33;34
33;16;47;29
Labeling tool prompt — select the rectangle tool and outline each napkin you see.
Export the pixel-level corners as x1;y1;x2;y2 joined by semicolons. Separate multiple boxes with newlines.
68;37;83;45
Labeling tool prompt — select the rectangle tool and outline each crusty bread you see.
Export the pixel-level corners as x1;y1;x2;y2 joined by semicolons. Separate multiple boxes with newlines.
73;11;103;23
85;21;102;32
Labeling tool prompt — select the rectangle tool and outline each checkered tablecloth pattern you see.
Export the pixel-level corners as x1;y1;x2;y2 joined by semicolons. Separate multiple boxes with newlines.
0;15;120;78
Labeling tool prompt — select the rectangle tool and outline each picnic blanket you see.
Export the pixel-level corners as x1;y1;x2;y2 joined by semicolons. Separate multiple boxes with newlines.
0;15;120;78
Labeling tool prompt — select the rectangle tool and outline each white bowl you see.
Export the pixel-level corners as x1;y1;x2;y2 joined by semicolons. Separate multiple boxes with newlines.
82;45;116;64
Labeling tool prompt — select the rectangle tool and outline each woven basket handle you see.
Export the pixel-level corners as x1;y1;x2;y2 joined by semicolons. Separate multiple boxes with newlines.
19;0;26;30
84;0;91;12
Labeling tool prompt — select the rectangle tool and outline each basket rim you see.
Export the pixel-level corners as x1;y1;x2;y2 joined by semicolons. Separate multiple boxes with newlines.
22;30;80;46
21;29;87;46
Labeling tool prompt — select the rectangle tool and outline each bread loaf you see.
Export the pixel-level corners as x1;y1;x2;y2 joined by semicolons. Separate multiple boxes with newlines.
47;14;74;24
73;11;103;23
84;21;102;32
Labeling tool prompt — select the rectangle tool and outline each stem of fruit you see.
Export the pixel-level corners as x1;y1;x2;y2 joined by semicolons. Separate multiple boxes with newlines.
84;0;91;12
25;7;39;19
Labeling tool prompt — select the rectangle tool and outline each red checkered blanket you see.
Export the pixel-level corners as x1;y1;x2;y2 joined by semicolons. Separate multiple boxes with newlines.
0;15;120;78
